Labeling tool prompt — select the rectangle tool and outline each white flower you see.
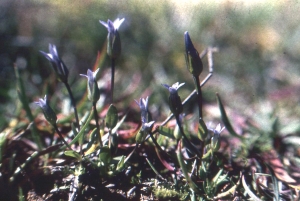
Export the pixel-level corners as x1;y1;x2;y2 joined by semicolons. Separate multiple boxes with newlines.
99;18;125;34
35;95;48;109
162;82;185;94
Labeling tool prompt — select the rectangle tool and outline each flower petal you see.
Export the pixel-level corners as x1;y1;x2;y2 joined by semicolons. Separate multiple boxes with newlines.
113;18;125;30
99;20;108;28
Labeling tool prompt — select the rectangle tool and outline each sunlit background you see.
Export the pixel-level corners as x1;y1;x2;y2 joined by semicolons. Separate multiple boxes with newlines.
1;0;300;129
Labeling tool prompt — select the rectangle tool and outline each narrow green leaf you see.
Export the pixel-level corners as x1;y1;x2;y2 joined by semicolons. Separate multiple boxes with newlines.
266;164;280;201
10;151;39;183
116;155;125;172
64;150;81;160
111;113;126;134
158;126;175;139
198;117;208;141
85;128;98;153
216;93;242;139
15;65;42;150
201;149;212;161
60;110;93;150
105;104;118;129
135;129;145;144
145;157;166;181
176;140;201;194
71;123;80;144
212;169;223;184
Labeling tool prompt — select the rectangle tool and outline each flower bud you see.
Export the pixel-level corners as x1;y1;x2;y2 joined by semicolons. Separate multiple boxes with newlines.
100;18;125;59
107;29;121;59
162;82;185;116
35;95;57;126
184;31;203;77
40;44;69;83
80;69;100;103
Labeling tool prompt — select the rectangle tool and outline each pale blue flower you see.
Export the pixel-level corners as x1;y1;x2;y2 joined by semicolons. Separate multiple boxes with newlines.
99;18;125;58
99;18;125;34
35;95;57;125
135;96;149;124
40;44;69;83
80;69;100;102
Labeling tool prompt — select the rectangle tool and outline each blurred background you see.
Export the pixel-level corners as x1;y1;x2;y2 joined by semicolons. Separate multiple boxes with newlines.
1;0;300;130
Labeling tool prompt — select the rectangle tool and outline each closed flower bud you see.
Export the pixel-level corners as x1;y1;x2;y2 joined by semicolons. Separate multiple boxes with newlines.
162;82;185;116
35;95;57;126
80;69;100;103
40;44;69;83
184;31;203;77
100;18;125;59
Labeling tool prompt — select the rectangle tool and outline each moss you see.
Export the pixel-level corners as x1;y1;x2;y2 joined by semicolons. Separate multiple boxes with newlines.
153;187;180;200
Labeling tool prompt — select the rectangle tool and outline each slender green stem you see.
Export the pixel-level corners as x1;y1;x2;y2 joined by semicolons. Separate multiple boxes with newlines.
93;102;103;147
193;75;205;165
144;154;166;181
64;82;80;131
9;151;39;184
53;124;72;150
111;58;115;103
193;76;202;119
174;115;202;158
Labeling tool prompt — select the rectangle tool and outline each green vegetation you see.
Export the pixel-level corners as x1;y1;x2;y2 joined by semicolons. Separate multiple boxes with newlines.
1;1;300;200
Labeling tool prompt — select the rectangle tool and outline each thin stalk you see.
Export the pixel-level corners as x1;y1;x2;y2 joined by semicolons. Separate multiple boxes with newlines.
176;140;201;194
193;76;202;119
111;58;115;103
193;75;205;165
92;101;103;147
174;115;202;158
64;82;80;131
53;124;72;150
